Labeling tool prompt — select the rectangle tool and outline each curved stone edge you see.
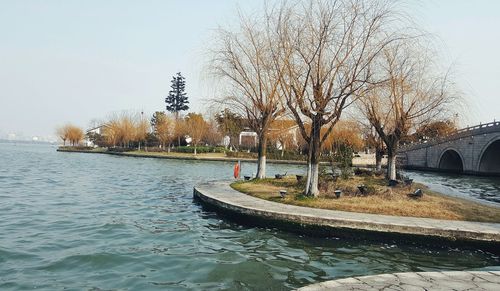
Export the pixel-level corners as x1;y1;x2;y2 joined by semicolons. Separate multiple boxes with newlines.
193;181;500;245
297;271;500;291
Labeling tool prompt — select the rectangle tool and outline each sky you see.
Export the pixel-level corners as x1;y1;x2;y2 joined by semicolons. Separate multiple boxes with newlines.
0;0;499;139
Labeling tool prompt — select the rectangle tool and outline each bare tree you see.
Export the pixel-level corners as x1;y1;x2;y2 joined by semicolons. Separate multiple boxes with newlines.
203;118;223;147
135;115;150;151
359;39;457;180
185;113;207;155
276;0;399;196
56;125;70;146
102;112;137;148
67;125;84;146
211;10;286;179
56;124;84;146
153;112;174;151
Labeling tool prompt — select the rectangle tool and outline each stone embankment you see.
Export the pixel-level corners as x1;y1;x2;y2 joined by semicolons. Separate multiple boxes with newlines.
193;181;500;245
298;271;500;291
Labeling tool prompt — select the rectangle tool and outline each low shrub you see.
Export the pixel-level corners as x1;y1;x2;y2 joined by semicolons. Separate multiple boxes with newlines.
354;168;374;176
226;151;257;159
59;146;94;151
173;146;226;154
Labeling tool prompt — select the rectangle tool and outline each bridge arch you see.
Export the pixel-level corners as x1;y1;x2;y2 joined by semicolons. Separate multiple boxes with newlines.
478;137;500;174
438;148;464;173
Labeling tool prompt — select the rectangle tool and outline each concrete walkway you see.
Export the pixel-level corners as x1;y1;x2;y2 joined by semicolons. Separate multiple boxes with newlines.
193;181;500;243
298;271;500;291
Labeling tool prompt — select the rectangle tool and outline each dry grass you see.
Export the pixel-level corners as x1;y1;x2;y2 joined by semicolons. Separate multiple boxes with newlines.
231;175;500;223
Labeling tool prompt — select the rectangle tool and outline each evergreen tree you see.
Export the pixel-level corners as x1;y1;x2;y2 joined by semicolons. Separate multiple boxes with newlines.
165;72;189;119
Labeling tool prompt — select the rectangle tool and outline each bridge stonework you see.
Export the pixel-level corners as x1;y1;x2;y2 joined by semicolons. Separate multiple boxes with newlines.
398;122;500;175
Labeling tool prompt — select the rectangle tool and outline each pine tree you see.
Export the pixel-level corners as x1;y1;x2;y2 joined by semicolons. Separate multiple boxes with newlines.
165;72;189;119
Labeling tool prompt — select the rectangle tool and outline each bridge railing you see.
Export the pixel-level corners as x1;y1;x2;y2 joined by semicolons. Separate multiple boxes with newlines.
454;121;500;134
399;120;500;151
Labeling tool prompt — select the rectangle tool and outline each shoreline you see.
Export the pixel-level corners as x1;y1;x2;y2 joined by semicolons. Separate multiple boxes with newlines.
57;147;375;166
193;181;500;251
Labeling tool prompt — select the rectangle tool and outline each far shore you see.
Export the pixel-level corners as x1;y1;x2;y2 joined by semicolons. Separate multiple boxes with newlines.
56;146;379;167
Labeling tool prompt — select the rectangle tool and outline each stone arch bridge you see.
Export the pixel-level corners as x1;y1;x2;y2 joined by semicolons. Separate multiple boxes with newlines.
398;121;500;176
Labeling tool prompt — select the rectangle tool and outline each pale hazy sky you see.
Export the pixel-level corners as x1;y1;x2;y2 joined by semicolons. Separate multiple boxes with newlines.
0;0;499;138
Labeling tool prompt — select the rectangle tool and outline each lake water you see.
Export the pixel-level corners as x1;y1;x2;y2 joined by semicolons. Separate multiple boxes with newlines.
0;142;499;290
404;170;500;205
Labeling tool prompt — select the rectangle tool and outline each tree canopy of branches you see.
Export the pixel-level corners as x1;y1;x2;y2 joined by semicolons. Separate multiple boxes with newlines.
215;109;246;150
268;119;298;156
151;111;174;150
211;10;286;179
56;125;70;146
102;112;150;149
135;114;150;151
185;113;207;155
56;124;84;146
359;39;457;180
165;72;189;119
203;118;223;147
323;120;364;153
410;119;457;142
275;0;399;196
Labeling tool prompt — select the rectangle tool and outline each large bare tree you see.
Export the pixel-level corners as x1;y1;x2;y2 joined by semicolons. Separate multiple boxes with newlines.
211;11;286;179
359;39;456;180
276;0;399;196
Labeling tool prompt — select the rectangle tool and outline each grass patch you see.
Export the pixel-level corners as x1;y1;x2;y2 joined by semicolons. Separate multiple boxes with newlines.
231;175;500;223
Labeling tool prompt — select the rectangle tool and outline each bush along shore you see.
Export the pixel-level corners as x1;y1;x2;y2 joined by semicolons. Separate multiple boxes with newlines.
56;146;385;168
231;170;500;223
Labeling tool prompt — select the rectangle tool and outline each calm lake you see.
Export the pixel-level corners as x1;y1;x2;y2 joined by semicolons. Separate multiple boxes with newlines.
0;142;498;290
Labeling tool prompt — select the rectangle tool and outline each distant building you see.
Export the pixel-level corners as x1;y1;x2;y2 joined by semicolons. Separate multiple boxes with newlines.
239;129;258;148
238;120;300;150
85;124;107;147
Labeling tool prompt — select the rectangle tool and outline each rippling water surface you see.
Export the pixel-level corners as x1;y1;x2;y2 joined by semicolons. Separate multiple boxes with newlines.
404;170;500;204
0;142;499;290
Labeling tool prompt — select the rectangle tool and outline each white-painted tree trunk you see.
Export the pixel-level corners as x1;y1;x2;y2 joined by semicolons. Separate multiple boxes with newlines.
305;162;312;194
256;134;268;179
387;155;397;180
307;162;320;197
256;155;266;179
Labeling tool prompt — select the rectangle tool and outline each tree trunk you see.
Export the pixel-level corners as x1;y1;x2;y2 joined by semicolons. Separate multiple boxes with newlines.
375;147;383;171
138;141;141;151
194;144;197;155
256;133;268;179
387;154;396;180
306;118;321;197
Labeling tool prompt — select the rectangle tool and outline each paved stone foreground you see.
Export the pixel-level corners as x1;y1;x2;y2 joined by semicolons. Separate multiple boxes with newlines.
193;181;500;243
297;271;500;291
